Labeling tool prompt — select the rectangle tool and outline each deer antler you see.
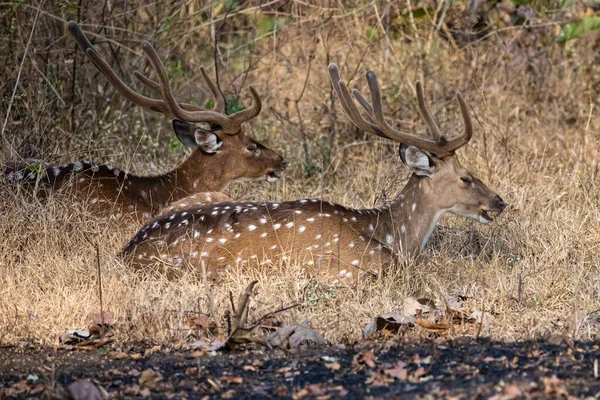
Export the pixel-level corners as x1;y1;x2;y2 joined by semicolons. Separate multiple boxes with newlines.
67;21;261;134
328;63;472;157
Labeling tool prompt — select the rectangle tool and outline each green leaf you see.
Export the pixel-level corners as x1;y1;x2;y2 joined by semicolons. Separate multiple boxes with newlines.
256;16;284;36
165;60;184;83
226;97;245;114
205;98;215;109
558;15;600;44
170;138;183;149
560;0;574;9
366;27;379;40
11;0;24;12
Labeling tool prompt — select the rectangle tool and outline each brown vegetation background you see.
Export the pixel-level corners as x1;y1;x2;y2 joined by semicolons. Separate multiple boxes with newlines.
1;0;600;344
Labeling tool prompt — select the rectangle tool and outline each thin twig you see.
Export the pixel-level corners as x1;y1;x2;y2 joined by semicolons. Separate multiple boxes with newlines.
96;244;104;325
201;259;221;336
253;303;300;326
1;2;43;139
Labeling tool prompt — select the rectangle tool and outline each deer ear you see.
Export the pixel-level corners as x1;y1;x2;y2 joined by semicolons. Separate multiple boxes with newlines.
194;129;222;154
172;119;199;148
399;144;435;177
172;119;222;153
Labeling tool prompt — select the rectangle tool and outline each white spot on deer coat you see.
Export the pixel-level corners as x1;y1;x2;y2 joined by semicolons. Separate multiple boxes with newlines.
386;234;393;245
248;225;257;231
286;222;294;228
298;226;306;233
412;203;416;212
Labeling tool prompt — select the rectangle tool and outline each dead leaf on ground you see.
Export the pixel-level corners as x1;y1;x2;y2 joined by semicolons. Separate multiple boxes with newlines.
403;297;435;316
324;362;341;371
415;317;450;334
187;314;217;333
108;351;129;360
143;345;161;358
292;383;327;399
384;360;407;380
488;383;523;400
59;324;113;349
365;369;389;387
267;321;325;349
374;313;415;337
470;311;496;327
221;375;243;384
139;369;163;390
353;350;377;369
55;379;108;400
543;375;569;397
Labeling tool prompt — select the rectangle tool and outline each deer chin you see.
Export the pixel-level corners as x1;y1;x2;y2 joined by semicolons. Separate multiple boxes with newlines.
477;209;493;224
266;171;281;183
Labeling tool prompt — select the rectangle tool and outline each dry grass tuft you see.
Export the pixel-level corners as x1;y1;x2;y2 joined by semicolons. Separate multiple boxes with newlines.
1;1;600;345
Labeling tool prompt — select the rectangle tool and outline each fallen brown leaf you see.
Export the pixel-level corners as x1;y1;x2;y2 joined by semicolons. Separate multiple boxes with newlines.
543;375;569;397
187;314;217;333
325;362;341;371
108;351;129;360
365;369;389;387
56;379;108;400
354;350;377;369
221;375;243;384
415;317;449;334
139;369;163;390
384;360;407;380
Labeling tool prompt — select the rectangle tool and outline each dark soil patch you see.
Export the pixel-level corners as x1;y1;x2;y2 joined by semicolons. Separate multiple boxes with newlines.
1;337;599;399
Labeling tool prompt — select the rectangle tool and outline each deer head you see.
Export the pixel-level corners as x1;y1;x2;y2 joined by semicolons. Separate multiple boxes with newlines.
330;64;505;230
67;21;286;190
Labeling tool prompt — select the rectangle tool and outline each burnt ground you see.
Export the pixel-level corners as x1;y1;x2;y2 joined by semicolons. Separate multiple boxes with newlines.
1;337;599;399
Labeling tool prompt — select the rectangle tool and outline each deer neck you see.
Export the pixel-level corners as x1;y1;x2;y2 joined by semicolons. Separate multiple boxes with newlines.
373;175;448;255
168;150;230;200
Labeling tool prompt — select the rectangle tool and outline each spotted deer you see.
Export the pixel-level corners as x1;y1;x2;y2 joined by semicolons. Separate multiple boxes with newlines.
4;21;286;221
121;64;506;279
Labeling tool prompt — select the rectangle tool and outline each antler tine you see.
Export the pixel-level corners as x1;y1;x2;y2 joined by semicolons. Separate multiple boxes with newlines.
133;71;161;93
133;71;216;112
141;41;238;133
351;88;375;121
366;70;445;150
327;64;389;139
442;92;473;152
199;67;226;114
228;86;262;125
68;21;208;114
415;81;443;142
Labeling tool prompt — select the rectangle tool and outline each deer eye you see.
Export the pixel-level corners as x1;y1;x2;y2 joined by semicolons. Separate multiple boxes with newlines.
247;145;258;152
461;176;473;185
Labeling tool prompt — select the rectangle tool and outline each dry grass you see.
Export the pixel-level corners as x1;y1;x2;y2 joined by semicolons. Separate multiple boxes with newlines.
1;1;600;345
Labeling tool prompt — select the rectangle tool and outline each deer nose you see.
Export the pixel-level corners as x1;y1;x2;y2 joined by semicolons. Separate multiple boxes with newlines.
495;195;506;212
280;157;287;169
